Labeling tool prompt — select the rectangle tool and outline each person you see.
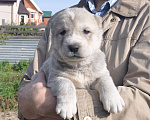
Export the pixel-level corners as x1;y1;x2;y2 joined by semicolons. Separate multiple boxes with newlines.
18;0;150;120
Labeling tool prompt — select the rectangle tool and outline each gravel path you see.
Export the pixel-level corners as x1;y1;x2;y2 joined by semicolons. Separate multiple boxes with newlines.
0;111;19;120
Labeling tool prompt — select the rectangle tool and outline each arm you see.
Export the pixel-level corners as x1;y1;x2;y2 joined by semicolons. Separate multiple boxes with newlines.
18;18;63;120
18;72;62;120
73;24;150;120
18;24;150;120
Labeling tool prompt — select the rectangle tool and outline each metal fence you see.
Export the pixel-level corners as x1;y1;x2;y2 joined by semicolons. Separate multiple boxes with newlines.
0;25;45;64
0;38;40;64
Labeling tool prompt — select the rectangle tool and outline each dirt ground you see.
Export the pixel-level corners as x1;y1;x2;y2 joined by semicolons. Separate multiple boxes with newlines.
0;111;19;120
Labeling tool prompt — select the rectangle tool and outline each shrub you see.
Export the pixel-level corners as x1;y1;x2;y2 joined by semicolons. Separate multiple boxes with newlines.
12;60;31;73
0;60;30;111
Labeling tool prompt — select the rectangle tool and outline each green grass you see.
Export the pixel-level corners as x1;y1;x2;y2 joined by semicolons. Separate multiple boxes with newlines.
0;61;30;112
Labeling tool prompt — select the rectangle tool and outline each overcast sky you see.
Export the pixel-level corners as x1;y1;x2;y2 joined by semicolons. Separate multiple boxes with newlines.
34;0;80;15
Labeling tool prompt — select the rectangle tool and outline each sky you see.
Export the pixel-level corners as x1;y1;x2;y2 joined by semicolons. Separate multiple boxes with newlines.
34;0;80;15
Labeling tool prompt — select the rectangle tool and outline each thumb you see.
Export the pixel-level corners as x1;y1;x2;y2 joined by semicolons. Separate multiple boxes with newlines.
34;71;46;86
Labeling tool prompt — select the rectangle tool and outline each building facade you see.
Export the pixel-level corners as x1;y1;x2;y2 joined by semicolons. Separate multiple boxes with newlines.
24;0;43;25
42;11;52;25
0;0;29;25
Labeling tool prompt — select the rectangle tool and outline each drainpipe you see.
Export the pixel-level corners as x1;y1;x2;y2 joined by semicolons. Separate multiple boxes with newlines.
29;12;31;24
11;2;14;25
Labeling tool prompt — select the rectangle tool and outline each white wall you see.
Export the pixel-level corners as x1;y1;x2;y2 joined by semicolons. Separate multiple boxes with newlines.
0;0;28;25
13;0;21;25
0;3;12;25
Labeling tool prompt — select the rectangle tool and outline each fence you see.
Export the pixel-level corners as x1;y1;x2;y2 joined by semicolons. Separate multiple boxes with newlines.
0;25;45;64
0;38;40;64
0;25;46;35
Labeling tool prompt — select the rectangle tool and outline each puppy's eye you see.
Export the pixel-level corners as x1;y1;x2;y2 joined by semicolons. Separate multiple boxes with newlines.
60;30;66;35
83;29;90;34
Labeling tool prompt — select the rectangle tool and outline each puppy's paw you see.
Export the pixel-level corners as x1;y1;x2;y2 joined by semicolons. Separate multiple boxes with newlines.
101;93;125;113
56;99;77;119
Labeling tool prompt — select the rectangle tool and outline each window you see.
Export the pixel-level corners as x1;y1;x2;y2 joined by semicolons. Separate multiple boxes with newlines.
21;16;24;23
31;12;34;19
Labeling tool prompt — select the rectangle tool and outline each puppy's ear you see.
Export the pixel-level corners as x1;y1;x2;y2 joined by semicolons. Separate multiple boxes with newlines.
48;18;54;29
94;15;103;29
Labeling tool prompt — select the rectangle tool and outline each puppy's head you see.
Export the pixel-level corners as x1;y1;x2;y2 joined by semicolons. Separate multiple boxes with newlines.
50;8;103;63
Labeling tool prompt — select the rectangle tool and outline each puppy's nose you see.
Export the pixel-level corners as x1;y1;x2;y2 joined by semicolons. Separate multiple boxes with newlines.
68;45;79;53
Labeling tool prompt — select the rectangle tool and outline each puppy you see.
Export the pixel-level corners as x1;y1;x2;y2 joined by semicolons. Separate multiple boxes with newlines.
32;8;125;119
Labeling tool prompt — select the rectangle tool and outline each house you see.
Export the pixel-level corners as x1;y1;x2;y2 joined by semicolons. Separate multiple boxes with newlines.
42;11;52;25
18;0;29;24
0;0;29;25
37;11;52;31
24;0;43;25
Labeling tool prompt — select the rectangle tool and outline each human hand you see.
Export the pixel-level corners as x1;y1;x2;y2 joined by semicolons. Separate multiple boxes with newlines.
18;72;62;120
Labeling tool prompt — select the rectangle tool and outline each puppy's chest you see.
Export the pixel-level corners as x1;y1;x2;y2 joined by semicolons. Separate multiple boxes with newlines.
60;66;98;89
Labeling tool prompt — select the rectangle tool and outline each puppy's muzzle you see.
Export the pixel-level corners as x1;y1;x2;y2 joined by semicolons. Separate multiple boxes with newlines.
68;44;79;53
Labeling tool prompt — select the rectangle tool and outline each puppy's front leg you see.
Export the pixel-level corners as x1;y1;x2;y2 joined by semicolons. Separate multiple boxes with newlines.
47;77;77;119
95;75;125;113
